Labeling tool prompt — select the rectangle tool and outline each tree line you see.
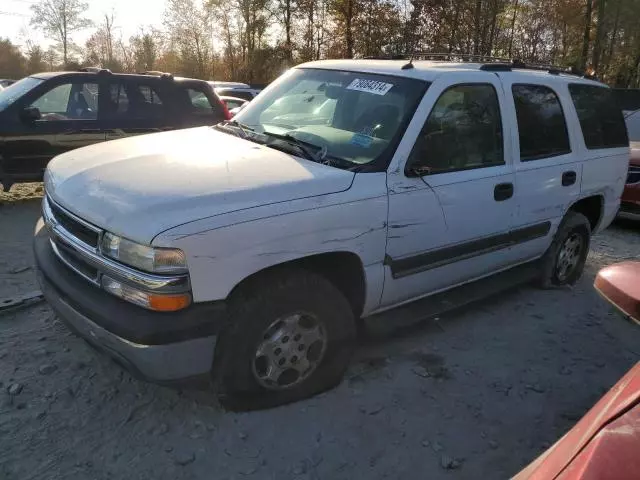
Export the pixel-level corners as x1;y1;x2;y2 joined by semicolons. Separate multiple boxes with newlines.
0;0;639;87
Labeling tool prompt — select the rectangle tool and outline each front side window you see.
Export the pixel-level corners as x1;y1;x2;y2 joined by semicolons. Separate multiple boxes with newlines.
569;84;628;149
512;84;571;161
233;68;427;169
408;84;504;174
30;82;99;121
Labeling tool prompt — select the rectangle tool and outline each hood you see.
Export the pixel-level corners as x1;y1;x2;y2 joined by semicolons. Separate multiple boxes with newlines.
46;127;355;243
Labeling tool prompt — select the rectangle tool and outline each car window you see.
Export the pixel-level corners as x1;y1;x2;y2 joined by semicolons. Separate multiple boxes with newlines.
117;82;168;120
108;83;129;115
626;110;640;143
409;84;504;174
569;84;628;149
512;84;571;161
234;68;427;168
30;82;99;121
0;76;43;111
186;87;216;113
225;99;245;109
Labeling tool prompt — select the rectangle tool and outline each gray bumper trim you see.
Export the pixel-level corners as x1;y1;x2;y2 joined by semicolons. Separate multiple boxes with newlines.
40;275;216;382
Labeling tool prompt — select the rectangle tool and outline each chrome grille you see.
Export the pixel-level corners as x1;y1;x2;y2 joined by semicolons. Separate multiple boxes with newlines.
48;200;100;248
627;165;640;185
42;195;191;294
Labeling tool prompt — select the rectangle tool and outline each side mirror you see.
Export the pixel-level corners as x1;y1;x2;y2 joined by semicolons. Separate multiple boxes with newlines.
21;106;41;122
405;161;432;177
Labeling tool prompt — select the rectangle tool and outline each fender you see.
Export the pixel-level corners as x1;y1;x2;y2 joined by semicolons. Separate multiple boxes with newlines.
154;173;389;312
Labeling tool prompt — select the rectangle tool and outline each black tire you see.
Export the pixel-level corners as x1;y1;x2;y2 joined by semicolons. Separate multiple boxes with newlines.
538;211;591;288
212;268;356;411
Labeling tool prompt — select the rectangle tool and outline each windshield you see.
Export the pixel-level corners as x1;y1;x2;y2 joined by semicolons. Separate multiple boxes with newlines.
233;68;428;168
0;76;43;112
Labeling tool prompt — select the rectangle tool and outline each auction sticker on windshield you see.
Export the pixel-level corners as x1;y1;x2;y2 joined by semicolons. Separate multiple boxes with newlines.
346;79;394;96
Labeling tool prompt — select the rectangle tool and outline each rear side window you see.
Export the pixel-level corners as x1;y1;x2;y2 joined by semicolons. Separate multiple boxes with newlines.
108;82;169;120
569;84;628;149
512;84;571;161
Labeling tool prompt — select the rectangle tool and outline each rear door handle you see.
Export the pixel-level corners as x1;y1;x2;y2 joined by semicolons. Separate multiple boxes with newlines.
494;182;514;201
562;171;577;186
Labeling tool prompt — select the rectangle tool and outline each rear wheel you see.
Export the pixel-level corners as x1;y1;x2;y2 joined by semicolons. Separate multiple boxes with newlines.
212;269;356;411
539;211;591;288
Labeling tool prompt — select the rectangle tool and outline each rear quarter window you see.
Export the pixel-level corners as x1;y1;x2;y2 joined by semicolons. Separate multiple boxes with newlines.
569;84;628;149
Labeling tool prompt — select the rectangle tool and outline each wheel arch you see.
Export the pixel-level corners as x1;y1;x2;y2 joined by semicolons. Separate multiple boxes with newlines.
567;194;604;231
227;251;368;319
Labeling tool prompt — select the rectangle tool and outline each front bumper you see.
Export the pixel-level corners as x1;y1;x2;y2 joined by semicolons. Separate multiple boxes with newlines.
34;219;227;383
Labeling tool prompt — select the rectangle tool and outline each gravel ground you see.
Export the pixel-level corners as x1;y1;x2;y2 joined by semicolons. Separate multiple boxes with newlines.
1;185;639;480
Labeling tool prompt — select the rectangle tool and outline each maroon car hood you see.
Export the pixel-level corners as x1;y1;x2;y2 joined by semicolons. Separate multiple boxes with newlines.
515;362;640;479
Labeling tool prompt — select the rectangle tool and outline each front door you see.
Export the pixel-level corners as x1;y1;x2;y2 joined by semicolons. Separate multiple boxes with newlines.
1;79;104;183
382;73;517;307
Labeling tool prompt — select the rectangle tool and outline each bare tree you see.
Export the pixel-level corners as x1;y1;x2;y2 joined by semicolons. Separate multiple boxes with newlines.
30;0;92;66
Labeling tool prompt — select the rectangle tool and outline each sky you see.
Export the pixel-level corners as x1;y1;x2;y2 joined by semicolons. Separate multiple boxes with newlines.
1;0;166;50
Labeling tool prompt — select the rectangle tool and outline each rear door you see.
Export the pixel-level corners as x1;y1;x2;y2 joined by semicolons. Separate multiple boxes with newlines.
101;78;175;142
1;76;105;183
498;74;582;262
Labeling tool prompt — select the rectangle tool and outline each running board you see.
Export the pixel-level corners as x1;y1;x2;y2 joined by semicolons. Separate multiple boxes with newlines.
364;261;541;336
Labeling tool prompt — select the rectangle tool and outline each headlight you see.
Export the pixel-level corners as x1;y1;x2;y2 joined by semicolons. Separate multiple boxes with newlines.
101;232;187;274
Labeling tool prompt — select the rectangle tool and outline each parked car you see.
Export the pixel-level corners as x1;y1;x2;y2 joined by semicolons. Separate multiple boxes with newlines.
515;262;640;479
514;362;640;479
35;58;629;410
219;95;248;111
619;110;640;219
0;79;16;88
0;69;229;191
214;86;261;102
210;81;250;89
595;261;640;325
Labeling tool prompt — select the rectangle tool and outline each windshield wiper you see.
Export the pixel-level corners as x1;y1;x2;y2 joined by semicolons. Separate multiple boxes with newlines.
215;120;254;138
262;131;321;162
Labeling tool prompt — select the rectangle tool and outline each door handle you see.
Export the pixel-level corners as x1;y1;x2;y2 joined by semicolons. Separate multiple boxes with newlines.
562;171;577;186
494;182;514;201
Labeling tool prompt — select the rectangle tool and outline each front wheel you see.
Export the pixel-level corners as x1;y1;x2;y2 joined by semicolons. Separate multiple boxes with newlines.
539;211;591;288
212;269;356;411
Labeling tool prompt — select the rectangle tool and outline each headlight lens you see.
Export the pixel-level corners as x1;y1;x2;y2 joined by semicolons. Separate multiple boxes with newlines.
101;232;187;274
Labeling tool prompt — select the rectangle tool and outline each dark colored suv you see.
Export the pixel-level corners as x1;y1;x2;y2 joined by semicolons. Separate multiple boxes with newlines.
0;69;229;191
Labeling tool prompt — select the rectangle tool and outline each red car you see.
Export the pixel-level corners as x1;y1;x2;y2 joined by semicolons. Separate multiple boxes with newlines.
515;261;640;479
618;143;640;219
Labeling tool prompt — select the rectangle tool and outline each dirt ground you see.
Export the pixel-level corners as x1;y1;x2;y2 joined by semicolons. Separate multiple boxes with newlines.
1;185;639;480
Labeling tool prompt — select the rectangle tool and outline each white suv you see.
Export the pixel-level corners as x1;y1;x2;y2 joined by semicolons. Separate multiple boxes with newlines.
35;59;630;410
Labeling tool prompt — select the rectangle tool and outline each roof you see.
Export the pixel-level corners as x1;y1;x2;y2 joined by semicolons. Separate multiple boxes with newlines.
30;71;208;84
296;59;606;86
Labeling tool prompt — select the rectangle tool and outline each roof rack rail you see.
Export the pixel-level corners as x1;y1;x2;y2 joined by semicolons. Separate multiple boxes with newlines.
139;70;174;80
359;51;598;79
479;59;596;79
79;67;111;74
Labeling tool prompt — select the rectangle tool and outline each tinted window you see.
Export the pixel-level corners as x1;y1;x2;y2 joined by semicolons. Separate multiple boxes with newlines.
512;85;570;161
569;84;628;149
31;82;99;120
409;84;503;174
117;82;168;120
